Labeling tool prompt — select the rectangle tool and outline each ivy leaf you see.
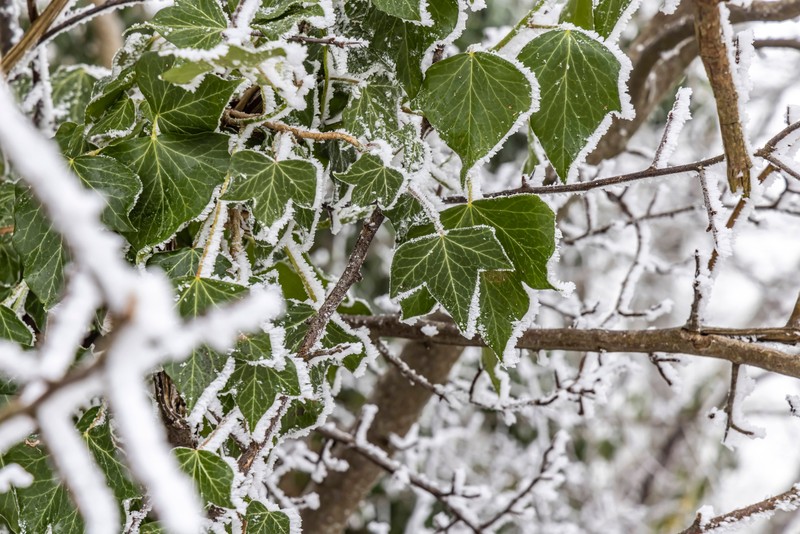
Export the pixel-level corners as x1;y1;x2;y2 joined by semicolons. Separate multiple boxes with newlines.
161;46;286;84
164;277;247;410
398;286;437;320
68;155;142;233
136;53;239;135
87;96;137;139
230;359;301;430
0;306;33;345
174;447;234;508
334;154;404;208
51;65;100;124
152;0;228;50
372;0;425;23
360;0;460;98
518;30;623;182
414;51;534;181
147;248;232;279
105;133;231;251
594;0;635;38
77;407;139;501
390;227;511;333
245;502;292;533
13;187;67;309
253;0;327;39
407;196;556;356
559;0;594;30
439;196;555;290
86;66;136;121
222;151;318;231
1;441;83;533
0;183;20;288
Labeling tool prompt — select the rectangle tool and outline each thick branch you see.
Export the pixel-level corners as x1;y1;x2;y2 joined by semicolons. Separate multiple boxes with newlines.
343;315;800;379
693;0;752;195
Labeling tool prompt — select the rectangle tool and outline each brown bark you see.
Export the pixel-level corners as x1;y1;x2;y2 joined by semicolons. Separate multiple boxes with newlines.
300;341;463;534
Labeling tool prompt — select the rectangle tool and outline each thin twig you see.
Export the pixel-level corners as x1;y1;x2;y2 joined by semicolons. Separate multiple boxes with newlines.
39;0;144;44
295;207;384;359
286;35;365;48
317;425;482;533
224;110;363;149
1;0;73;74
679;482;800;533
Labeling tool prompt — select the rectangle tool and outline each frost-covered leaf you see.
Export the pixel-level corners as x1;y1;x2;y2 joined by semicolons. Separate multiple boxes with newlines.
136;53;239;135
372;0;424;22
230;359;301;430
245;502;292;533
105;133;231;251
68;155;142;233
390;227;511;333
0;306;33;345
164;277;247;409
147;248;232;279
342;76;399;143
51;65;101;124
594;0;635;38
0;440;83;533
361;0;460;98
77;407;139;502
174;447;234;508
86;66;136;121
409;196;555;355
152;0;228;50
414;51;534;180
253;0;327;39
559;0;594;30
87;95;136;139
334;154;404;208
222;150;317;231
0;183;20;288
518;30;622;182
13;187;67;309
161;46;286;84
398;286;437;320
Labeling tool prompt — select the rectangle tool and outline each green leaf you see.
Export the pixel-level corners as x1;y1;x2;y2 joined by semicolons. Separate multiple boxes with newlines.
1;440;83;533
136;53;239;135
13;187;67;309
0;183;20;288
173;276;247;319
222;150;318;231
87;96;137;139
147;248;232;279
77;407;139;501
245;502;292;533
51;65;101;124
432;196;555;356
161;46;286;84
230;359;301;430
86;66;136;121
360;0;460;98
559;0;594;30
174;447;234;508
233;332;273;362
390;227;511;333
55;122;93;158
517;30;623;182
105;133;231;251
165;346;228;412
152;0;228;49
334;154;404;208
0;306;33;345
594;0;635;39
398;286;437;320
68;155;142;233
164;277;247;409
372;0;423;22
253;0;327;39
414;51;534;180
